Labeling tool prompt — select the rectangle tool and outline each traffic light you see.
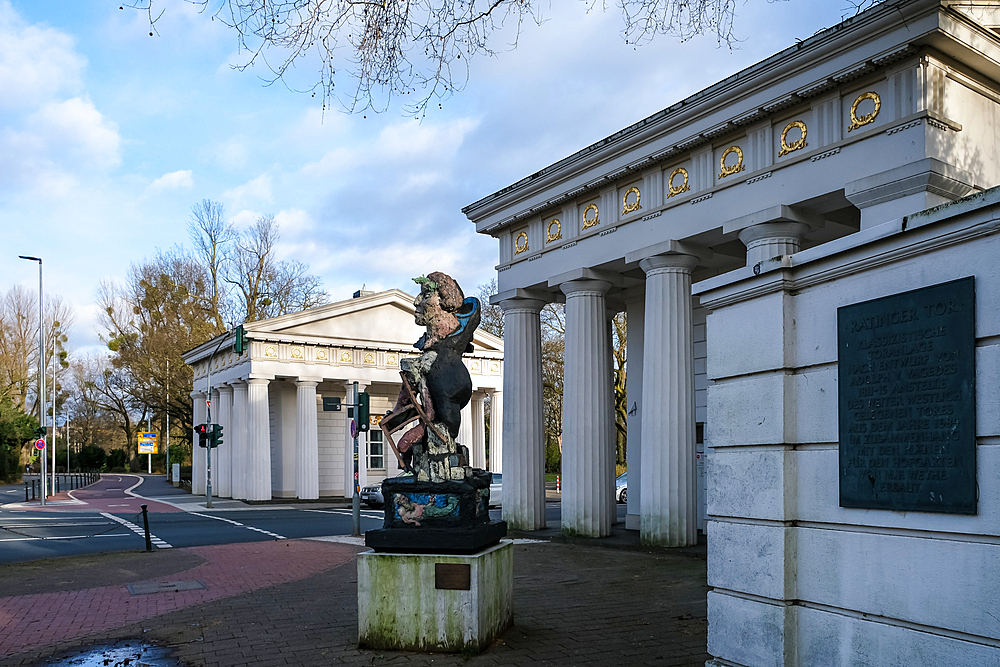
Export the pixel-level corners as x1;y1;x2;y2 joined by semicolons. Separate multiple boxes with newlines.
195;423;210;448
358;392;370;432
34;427;46;438
212;424;224;448
233;324;249;355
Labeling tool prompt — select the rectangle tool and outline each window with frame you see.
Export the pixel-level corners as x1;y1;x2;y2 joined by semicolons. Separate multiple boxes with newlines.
368;429;384;470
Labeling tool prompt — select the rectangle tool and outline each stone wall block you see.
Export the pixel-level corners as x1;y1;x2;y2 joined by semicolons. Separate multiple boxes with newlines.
707;591;792;667
706;291;788;380
708;521;794;599
707;449;792;521
707;373;790;446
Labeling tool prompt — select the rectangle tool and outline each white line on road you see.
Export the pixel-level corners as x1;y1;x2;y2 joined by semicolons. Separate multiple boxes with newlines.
302;509;383;518
187;511;286;540
101;512;172;548
0;533;129;543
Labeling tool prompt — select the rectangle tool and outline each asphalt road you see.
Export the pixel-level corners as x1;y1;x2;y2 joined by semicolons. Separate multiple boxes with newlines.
0;474;621;565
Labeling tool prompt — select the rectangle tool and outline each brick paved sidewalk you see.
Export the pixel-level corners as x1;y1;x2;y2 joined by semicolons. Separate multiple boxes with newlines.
0;539;710;666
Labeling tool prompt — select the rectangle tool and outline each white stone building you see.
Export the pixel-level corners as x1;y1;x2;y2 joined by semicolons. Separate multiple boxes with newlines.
465;0;1000;663
182;289;504;501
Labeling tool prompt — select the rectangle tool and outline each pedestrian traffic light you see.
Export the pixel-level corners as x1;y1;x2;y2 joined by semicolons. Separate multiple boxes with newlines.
212;423;224;448
233;324;249;355
195;423;210;448
358;392;370;432
34;426;46;438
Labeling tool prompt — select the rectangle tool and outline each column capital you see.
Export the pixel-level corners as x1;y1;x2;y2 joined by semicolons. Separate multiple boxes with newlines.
190;391;205;399
218;384;234;396
639;253;698;275
737;221;807;247
343;380;369;391
295;378;321;388
247;377;270;387
499;297;545;314
560;279;611;298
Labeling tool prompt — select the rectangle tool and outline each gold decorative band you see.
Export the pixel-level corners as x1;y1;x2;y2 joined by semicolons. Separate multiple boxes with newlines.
718;146;745;179
848;91;881;132
621;187;641;216
546;219;562;243
582;204;600;230
514;231;529;255
667;168;690;198
778;120;808;157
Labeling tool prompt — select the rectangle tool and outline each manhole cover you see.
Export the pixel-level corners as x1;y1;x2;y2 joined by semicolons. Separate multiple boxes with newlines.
126;580;206;595
42;641;181;666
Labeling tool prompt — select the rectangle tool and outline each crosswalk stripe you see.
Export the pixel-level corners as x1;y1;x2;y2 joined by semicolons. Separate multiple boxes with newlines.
100;512;172;548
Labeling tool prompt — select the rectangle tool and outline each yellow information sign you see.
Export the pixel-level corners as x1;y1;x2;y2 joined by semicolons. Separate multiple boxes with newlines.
138;432;158;454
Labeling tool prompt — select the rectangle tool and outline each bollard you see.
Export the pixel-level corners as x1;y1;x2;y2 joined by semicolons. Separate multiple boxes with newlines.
24;481;28;502
141;504;153;552
556;475;560;493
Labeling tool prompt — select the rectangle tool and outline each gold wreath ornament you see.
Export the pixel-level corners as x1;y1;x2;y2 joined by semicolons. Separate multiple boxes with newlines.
546;219;562;243
848;92;881;132
778;121;808;157
667;168;690;198
514;231;529;255
718;146;745;179
621;187;642;216
582;204;600;230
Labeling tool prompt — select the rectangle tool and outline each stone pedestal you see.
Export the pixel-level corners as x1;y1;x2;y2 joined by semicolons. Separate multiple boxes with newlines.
358;541;513;653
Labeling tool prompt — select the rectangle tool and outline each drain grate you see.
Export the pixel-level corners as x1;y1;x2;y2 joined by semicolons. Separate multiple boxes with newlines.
126;580;207;595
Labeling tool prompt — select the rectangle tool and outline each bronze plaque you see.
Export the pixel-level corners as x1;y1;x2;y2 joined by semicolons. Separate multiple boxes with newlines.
434;563;471;590
838;277;976;514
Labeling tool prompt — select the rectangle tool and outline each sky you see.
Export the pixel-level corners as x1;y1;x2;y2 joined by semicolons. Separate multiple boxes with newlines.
0;0;857;354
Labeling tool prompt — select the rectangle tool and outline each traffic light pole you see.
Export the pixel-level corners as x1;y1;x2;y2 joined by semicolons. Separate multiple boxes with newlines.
352;381;361;537
203;335;229;509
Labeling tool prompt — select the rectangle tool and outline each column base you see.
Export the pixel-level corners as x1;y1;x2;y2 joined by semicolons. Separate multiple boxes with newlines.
358;541;513;653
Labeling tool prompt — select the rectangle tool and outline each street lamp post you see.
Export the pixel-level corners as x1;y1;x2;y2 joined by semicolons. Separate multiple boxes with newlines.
18;255;46;506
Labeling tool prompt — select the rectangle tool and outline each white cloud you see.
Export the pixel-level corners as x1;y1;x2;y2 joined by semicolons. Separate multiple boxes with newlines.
0;1;85;110
274;208;313;235
228;209;261;229
148;169;194;191
224;174;273;208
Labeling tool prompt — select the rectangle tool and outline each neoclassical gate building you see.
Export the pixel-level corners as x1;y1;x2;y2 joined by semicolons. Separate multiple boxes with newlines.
466;0;1000;662
183;289;504;501
466;0;998;539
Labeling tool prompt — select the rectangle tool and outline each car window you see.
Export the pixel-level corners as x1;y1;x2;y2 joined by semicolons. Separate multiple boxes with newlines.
492;473;502;483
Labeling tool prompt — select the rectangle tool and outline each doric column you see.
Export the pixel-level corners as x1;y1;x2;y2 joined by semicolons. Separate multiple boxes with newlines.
471;393;486;469
499;298;545;530
296;379;320;500
216;385;234;498
246;378;272;501
738;222;806;266
458;400;473;460
607;309;619;526
191;391;206;495
231;381;248;500
639;254;698;547
624;290;645;530
489;390;503;473
560;280;613;538
343;381;369;499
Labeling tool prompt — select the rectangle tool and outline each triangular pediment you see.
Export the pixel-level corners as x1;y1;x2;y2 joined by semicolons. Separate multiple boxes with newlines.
247;289;504;352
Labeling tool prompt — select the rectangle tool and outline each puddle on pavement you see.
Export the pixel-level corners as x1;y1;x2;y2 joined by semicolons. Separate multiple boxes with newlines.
42;641;183;666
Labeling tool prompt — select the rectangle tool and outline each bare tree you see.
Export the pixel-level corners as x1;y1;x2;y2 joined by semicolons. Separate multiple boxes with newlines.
123;0;810;115
188;199;236;330
477;279;503;338
228;214;329;323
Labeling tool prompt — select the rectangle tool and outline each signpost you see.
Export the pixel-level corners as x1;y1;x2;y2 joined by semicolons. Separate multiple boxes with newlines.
139;432;158;474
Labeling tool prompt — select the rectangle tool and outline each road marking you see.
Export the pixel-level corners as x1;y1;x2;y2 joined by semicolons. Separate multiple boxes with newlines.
303;509;383;518
101;512;172;548
187;511;286;539
0;533;128;543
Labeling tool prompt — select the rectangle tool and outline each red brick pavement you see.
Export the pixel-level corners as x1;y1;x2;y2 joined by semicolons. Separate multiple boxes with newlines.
0;539;357;660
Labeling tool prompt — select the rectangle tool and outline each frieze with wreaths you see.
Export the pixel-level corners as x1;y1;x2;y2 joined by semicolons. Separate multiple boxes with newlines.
621;187;642;216
667;167;690;198
848;91;881;132
582;203;600;230
718;146;746;179
778;120;808;157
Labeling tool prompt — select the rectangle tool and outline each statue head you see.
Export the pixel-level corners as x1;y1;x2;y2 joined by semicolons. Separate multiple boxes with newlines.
413;272;465;349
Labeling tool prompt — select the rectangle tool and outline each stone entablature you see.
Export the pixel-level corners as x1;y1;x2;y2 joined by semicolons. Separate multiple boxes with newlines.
191;341;502;384
466;1;1000;291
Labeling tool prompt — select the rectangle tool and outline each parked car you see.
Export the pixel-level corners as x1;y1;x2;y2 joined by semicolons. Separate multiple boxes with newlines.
488;472;502;508
616;472;627;503
361;472;413;509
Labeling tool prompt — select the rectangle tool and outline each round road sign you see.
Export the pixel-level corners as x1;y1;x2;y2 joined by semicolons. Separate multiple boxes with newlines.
35;438;45;450
350;419;358;439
